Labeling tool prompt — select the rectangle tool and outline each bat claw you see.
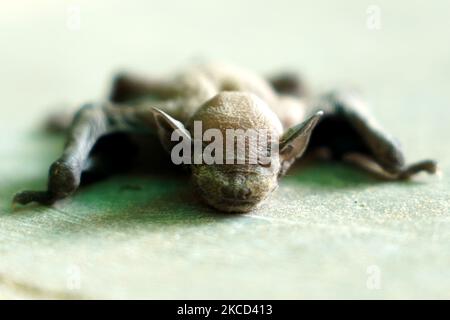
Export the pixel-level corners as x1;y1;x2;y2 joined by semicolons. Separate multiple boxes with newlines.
12;190;55;206
398;159;439;180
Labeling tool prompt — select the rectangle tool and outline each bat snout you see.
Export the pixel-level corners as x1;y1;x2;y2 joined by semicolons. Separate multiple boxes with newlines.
221;185;253;201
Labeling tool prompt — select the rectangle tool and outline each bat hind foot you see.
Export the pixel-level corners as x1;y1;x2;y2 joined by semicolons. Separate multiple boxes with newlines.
13;191;55;206
398;159;438;180
13;159;81;207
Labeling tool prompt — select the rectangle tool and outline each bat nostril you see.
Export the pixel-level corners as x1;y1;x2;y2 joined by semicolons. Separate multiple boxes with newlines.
239;187;252;200
221;186;252;200
221;186;235;198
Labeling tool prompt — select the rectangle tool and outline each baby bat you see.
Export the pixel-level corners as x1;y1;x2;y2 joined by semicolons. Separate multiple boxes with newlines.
13;63;437;212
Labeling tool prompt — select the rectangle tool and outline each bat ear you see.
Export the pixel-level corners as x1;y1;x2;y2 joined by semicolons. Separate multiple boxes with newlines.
279;111;323;163
152;108;192;151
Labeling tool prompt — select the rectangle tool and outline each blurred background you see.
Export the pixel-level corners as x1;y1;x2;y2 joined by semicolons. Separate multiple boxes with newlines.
0;0;449;299
1;0;449;128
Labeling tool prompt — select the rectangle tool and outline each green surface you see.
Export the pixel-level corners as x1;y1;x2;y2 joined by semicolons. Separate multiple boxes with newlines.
1;0;449;299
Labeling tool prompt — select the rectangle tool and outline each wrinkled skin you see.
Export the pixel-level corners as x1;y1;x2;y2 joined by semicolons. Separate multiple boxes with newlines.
13;63;437;213
191;162;280;212
186;92;284;212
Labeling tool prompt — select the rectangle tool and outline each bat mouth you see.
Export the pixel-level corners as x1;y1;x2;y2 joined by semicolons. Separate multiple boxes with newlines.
213;200;260;213
199;189;262;213
192;178;265;213
219;198;258;205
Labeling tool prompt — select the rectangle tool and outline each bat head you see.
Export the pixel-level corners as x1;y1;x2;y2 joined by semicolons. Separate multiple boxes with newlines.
153;92;322;212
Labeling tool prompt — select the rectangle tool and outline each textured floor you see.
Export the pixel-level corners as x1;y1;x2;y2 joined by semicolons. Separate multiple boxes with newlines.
0;0;449;299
